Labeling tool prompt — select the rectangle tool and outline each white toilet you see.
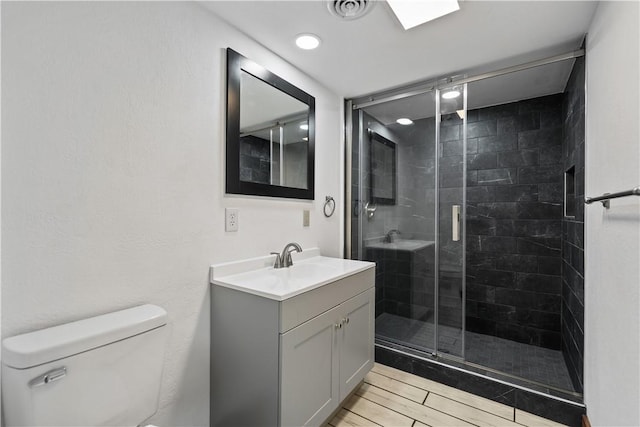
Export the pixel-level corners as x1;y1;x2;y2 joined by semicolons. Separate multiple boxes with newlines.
2;304;168;427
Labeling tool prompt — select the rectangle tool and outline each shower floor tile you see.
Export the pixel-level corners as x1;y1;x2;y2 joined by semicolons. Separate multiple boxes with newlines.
375;312;576;392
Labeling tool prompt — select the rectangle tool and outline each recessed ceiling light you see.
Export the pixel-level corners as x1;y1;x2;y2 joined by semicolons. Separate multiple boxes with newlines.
396;118;413;125
300;123;309;130
303;137;309;141
442;90;461;99
295;34;321;50
387;0;459;30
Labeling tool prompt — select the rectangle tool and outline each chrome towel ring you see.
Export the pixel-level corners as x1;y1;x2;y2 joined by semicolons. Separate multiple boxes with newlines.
324;196;336;217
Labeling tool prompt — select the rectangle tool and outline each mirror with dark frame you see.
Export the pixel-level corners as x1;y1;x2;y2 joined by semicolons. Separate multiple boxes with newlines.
369;130;396;205
226;48;315;199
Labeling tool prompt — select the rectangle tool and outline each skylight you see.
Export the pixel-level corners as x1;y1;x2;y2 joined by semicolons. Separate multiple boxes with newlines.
386;0;460;30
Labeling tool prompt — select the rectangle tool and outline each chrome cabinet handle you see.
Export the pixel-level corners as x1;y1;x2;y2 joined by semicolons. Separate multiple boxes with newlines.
335;317;350;329
29;367;67;388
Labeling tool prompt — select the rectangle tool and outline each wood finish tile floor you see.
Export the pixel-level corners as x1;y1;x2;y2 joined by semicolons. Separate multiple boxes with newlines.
326;363;568;427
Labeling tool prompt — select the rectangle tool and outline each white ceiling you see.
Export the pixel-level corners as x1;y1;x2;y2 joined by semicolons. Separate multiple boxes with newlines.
363;58;576;124
201;0;598;99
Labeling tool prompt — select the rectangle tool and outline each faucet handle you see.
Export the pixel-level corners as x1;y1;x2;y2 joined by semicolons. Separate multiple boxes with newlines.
281;243;302;268
270;252;283;269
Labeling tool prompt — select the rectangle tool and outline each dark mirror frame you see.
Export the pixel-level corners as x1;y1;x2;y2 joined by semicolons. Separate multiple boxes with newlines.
369;130;397;205
226;48;315;200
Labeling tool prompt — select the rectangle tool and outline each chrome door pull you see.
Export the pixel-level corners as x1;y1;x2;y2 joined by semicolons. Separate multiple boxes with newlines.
29;367;67;388
452;205;461;242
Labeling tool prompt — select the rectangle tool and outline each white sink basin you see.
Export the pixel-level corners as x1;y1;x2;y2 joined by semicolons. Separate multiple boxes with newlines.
210;250;374;301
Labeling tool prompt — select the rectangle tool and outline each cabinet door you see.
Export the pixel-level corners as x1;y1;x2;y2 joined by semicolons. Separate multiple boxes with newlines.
280;305;340;427
339;288;375;400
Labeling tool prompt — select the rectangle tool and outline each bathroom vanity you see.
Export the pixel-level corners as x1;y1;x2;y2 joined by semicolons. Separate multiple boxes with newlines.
209;249;375;427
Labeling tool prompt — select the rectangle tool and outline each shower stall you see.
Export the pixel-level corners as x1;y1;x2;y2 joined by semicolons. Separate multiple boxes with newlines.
347;51;585;408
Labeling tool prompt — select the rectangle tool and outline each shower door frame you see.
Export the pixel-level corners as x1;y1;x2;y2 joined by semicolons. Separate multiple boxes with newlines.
345;47;586;381
347;86;470;360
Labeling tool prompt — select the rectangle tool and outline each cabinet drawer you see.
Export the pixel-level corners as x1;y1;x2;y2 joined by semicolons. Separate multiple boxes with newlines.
279;267;374;333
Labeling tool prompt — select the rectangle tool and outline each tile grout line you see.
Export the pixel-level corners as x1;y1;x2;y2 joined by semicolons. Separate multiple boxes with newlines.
352;390;418;425
371;367;516;422
340;407;384;427
363;378;427;404
361;383;483;427
422;392;515;423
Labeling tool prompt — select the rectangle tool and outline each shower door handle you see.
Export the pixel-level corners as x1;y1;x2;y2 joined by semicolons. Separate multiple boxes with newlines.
452;205;461;242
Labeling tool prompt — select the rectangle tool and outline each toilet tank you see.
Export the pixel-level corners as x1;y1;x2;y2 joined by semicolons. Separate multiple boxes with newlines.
2;304;168;427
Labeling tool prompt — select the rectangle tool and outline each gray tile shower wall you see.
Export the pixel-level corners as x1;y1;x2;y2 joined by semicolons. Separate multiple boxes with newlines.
561;56;585;393
459;95;565;350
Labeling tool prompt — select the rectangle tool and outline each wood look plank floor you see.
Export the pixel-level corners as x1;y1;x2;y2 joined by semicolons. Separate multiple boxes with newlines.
327;363;569;427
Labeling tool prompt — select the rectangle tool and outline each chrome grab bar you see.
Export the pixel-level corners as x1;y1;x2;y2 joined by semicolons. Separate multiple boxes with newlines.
585;186;640;208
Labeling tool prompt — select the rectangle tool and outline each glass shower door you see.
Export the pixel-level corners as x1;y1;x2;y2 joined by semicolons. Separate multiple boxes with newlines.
436;83;467;359
352;92;439;356
349;53;585;401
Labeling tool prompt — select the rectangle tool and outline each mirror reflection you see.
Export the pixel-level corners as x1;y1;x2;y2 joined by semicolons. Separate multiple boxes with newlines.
369;131;397;204
226;48;315;200
239;71;309;189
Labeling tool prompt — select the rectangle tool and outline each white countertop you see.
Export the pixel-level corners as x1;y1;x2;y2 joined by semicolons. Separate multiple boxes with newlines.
210;249;375;301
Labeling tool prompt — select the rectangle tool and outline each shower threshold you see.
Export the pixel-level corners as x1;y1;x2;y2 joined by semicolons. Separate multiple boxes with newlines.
375;313;583;404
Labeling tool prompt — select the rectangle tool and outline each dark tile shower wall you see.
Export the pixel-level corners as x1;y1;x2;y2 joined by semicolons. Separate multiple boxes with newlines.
353;111;437;322
240;135;271;183
561;56;585;393
462;95;565;350
283;141;308;188
392;118;437;242
367;245;435;321
239;136;306;187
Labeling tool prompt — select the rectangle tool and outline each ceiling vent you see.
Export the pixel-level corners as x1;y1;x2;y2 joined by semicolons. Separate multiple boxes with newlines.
327;0;375;20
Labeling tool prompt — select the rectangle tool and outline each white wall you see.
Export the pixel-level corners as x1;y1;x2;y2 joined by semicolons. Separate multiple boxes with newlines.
1;2;343;426
585;1;640;425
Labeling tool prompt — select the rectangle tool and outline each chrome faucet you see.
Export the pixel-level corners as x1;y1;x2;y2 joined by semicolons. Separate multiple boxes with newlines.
385;229;401;243
271;242;303;269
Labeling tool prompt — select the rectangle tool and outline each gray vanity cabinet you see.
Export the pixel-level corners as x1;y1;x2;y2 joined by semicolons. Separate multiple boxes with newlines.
339;289;375;399
280;288;374;426
211;266;375;427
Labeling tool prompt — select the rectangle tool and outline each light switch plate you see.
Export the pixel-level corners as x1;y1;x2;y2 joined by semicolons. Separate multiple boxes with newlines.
225;208;239;232
303;210;310;227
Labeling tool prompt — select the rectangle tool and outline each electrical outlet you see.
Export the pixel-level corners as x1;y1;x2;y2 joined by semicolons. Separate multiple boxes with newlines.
303;210;310;227
225;208;239;232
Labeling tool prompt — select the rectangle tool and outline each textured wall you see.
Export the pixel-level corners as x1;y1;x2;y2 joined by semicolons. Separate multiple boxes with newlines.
1;3;343;426
461;96;564;349
585;1;640;424
561;56;585;393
